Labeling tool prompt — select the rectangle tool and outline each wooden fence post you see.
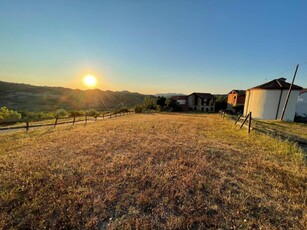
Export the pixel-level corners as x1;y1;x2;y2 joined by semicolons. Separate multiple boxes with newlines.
234;114;242;125
26;121;29;132
54;117;58;127
248;112;252;134
85;113;88;125
73;116;76;125
240;113;250;129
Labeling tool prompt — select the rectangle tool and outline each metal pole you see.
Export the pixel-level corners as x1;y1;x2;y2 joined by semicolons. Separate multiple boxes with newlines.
280;64;299;120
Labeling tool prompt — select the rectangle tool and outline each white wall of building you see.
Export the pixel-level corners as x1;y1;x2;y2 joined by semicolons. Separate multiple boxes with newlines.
244;89;300;121
177;99;187;105
296;92;307;117
187;95;194;108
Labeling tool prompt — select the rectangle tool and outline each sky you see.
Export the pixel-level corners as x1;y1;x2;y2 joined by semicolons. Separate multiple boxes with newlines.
0;0;307;94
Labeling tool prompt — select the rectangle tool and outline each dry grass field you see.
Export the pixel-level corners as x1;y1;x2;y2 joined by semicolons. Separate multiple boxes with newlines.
0;113;306;229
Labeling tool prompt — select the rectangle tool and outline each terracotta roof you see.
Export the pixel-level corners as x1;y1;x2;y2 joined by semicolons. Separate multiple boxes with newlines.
189;92;216;99
249;78;303;90
229;90;246;96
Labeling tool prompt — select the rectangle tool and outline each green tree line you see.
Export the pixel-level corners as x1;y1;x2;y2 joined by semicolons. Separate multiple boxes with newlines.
0;106;131;124
134;96;181;113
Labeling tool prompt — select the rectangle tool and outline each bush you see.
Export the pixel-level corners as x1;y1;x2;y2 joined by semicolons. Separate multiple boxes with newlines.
87;109;100;118
0;107;22;120
165;98;180;111
19;111;54;122
214;95;227;112
135;105;143;113
69;110;86;117
54;109;69;119
23;112;38;121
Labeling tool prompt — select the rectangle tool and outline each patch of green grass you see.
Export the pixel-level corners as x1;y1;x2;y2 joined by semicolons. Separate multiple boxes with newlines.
253;119;307;140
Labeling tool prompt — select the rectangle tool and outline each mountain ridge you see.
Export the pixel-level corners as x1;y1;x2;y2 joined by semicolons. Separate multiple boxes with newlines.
0;81;151;111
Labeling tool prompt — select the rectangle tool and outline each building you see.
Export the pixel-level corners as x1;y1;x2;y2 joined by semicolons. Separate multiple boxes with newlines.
227;90;246;113
187;93;216;112
296;89;307;118
243;78;303;121
171;95;188;105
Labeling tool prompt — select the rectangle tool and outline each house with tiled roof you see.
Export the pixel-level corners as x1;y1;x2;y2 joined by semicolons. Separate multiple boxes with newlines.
187;92;216;112
227;90;246;113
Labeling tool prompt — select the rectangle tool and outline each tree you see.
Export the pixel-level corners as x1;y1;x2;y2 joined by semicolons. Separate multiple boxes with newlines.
165;98;180;111
156;96;166;109
70;110;86;124
54;109;69;127
0;107;21;120
144;97;157;110
215;95;227;112
54;109;69;119
23;112;37;122
69;110;86;117
87;109;100;121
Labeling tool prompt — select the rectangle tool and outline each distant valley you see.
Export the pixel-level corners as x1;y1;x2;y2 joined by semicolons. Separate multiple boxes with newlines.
0;81;150;111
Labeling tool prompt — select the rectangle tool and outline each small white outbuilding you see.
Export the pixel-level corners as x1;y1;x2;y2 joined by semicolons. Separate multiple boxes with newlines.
243;78;303;121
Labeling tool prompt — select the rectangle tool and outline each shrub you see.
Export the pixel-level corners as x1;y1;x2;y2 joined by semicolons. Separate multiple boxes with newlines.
0;106;22;120
135;105;143;113
165;98;180;111
87;109;100;119
69;110;86;117
54;109;69;119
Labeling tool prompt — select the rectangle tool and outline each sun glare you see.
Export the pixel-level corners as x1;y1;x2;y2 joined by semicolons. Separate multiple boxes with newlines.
83;75;97;87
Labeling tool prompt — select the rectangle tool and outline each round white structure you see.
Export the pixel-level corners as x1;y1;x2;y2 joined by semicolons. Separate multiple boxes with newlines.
244;78;303;121
296;90;307;117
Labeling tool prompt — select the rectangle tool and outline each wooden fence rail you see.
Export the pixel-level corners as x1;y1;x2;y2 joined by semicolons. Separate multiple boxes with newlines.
220;111;252;134
0;111;135;132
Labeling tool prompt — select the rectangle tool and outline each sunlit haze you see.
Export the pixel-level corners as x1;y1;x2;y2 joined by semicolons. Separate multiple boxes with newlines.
83;75;97;88
1;0;307;94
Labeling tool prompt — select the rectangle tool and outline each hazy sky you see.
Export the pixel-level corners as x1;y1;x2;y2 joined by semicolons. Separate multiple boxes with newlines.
1;0;307;94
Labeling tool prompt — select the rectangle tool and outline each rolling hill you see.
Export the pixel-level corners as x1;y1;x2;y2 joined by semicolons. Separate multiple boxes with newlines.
0;81;149;111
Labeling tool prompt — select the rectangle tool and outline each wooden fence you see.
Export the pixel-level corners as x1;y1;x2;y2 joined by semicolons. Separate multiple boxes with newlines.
220;111;307;153
0;111;134;132
220;111;252;134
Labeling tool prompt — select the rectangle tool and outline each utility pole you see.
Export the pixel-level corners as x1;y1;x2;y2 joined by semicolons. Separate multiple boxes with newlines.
280;64;299;121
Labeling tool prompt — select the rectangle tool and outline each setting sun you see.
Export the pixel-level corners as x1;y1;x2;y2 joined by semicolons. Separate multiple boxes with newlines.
83;75;97;87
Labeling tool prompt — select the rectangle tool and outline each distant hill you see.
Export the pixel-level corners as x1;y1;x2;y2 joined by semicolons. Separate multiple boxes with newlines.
155;93;186;98
0;81;149;111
